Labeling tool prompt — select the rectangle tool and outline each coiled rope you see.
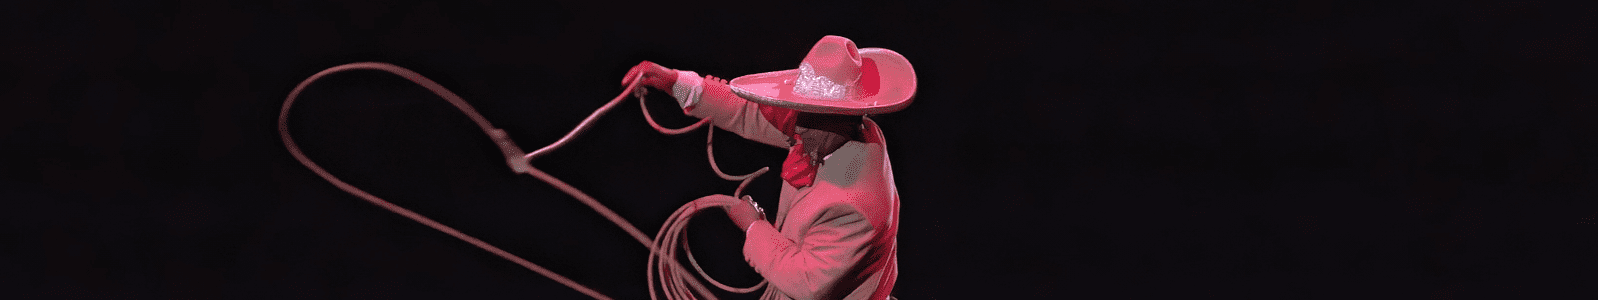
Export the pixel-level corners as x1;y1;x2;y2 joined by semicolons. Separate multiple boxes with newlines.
279;62;766;299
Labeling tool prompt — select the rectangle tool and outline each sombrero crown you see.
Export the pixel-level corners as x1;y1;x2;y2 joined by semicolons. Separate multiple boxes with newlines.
729;35;917;115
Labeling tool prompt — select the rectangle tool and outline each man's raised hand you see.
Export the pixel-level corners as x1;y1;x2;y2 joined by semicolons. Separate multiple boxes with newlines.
622;60;678;92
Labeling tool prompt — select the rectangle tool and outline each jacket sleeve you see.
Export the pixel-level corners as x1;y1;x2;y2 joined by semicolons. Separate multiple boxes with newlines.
671;70;792;149
743;203;878;300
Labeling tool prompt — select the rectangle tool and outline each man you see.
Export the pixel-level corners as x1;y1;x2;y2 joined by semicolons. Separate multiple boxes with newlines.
623;35;914;300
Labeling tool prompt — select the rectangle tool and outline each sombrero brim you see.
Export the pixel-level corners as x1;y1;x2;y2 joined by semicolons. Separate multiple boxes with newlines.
729;48;916;115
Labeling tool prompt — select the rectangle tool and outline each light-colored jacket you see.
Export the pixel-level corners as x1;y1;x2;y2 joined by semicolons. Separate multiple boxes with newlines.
676;71;899;300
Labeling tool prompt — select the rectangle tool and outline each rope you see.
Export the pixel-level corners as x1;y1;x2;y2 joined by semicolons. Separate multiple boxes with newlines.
280;62;767;300
635;83;771;300
651;195;768;299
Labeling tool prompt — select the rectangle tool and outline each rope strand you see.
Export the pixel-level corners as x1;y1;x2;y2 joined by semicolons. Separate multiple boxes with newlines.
280;62;768;300
279;62;613;299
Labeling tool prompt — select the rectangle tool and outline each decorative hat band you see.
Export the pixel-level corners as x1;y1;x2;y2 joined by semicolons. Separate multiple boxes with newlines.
793;62;855;100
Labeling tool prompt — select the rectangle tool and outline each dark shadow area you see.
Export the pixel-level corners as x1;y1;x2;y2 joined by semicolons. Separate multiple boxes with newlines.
0;0;1592;299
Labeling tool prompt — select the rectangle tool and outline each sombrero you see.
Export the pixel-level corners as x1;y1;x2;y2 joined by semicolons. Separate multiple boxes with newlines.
729;35;917;115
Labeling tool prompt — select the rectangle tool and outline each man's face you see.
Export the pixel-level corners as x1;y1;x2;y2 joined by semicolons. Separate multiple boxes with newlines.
793;126;819;144
792;125;851;163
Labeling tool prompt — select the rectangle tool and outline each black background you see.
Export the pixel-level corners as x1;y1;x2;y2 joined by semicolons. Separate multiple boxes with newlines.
1;0;1594;299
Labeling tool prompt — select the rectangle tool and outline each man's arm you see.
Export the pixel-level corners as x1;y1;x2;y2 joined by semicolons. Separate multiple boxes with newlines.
672;70;792;148
625;61;791;148
743;203;880;299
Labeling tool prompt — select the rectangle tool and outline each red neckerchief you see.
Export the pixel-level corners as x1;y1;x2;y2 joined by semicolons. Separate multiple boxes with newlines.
760;105;817;188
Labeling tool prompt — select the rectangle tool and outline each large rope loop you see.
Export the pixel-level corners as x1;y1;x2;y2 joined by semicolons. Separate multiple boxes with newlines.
281;62;767;300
